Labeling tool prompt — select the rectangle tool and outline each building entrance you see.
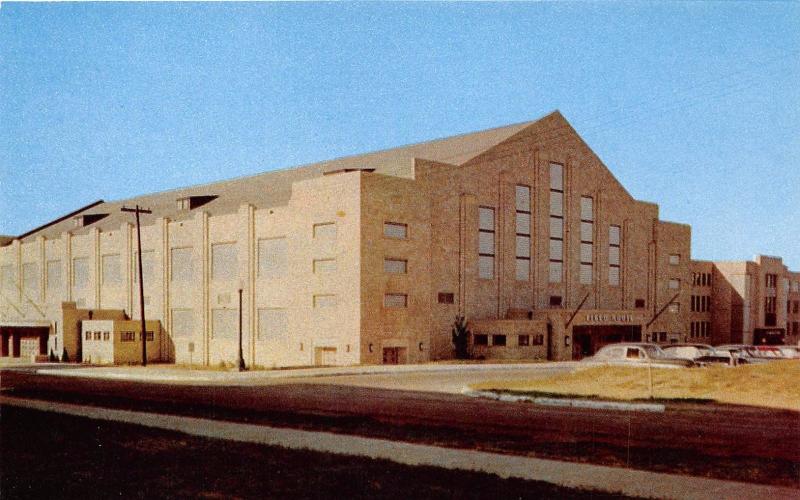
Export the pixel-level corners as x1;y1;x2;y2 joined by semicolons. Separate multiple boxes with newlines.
1;326;49;358
571;325;642;359
382;347;407;365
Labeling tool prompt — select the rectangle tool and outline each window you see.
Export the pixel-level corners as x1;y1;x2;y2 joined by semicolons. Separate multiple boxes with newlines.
313;222;337;239
313;259;337;274
635;299;645;309
766;274;777;288
438;292;454;304
258;238;287;278
793;301;799;314
85;331;91;340
121;331;136;342
46;260;62;297
72;257;90;290
94;331;101;340
211;309;237;339
765;296;777;326
171;309;194;338
579;197;593;285
100;254;120;285
384;258;408;274
258;308;288;341
549;295;562;307
668;279;680;290
518;335;530;346
384;293;408;308
211;243;237;281
103;331;110;341
668;302;680;314
669;254;680;265
383;222;408;239
515;185;531;281
609;225;621;286
549;163;564;283
171;248;193;283
140;331;154;341
133;250;155;283
478;207;495;279
22;263;39;297
473;334;488;346
313;294;337;308
492;334;506;347
532;334;545;346
1;264;16;291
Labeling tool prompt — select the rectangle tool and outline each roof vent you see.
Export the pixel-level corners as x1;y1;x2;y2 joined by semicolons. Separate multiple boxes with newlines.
177;195;218;211
73;213;109;227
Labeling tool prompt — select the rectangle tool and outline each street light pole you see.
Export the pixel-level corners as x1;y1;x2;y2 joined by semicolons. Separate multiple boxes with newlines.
121;204;152;367
238;287;245;371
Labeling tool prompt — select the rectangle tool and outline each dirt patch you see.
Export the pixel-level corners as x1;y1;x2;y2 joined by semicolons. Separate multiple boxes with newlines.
471;361;800;410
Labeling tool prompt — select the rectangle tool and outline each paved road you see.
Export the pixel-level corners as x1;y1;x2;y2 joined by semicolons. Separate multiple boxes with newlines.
1;368;799;488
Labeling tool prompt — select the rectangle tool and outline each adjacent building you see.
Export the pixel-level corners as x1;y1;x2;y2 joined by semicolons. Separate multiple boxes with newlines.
1;111;796;365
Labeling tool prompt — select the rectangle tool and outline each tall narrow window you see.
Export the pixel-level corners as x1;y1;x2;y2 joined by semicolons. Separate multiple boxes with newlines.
478;206;495;280
258;238;287;278
171;248;193;283
171;309;194;338
258;308;288;341
515;185;531;281
549;163;564;283
102;254;121;285
46;260;62;299
0;265;16;292
133;250;155;283
22;263;39;297
609;225;621;286
211;243;237;281
579;196;593;285
72;258;89;290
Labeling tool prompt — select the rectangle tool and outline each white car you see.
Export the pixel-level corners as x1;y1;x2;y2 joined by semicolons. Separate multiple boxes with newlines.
585;343;695;368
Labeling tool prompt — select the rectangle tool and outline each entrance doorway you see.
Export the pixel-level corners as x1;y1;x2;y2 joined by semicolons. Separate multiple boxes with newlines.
382;347;407;365
313;347;337;366
571;325;642;359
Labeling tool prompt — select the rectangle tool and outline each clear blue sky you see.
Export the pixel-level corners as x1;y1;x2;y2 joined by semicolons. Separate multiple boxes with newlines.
1;3;798;268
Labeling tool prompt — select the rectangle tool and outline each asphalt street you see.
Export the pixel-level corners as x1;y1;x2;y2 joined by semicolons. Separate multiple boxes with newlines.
1;367;798;488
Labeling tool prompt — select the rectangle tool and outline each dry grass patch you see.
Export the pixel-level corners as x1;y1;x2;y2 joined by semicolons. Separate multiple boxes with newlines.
471;360;800;411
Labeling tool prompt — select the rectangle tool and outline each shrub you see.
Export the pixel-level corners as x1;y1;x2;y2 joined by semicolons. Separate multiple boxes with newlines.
60;349;70;363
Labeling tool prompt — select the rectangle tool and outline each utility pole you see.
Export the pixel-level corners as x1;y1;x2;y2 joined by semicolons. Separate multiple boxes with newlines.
121;205;152;366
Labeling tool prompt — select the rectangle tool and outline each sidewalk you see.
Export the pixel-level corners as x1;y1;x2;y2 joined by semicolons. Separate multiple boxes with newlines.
34;361;578;384
2;395;796;500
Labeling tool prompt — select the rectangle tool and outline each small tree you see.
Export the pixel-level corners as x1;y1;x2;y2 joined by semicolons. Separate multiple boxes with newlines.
60;348;70;363
48;349;57;362
451;315;470;359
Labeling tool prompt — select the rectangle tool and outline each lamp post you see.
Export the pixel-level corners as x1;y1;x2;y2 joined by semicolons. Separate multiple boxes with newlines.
237;286;246;372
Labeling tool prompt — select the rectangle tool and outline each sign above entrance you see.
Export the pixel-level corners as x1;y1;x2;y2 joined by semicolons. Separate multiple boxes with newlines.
581;312;644;325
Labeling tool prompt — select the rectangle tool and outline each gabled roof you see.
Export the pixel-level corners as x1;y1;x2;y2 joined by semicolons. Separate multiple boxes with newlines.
13;113;549;243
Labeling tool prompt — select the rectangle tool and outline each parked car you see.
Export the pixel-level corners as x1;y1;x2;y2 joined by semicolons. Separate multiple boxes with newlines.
714;345;771;364
585;343;695;368
775;346;800;359
750;345;788;359
661;344;733;366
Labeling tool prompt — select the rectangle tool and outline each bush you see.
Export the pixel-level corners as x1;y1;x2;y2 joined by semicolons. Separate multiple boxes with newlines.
60;349;70;363
451;315;471;359
48;349;57;362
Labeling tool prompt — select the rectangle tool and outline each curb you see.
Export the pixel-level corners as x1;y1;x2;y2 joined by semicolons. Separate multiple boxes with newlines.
33;362;578;384
462;388;666;413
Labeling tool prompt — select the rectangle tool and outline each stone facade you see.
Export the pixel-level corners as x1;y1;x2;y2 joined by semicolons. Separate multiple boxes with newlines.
1;111;796;366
